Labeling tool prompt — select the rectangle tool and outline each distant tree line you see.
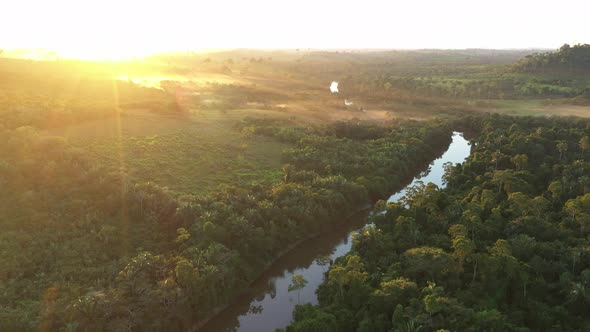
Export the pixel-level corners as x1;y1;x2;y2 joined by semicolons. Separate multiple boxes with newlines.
513;44;590;75
336;44;590;101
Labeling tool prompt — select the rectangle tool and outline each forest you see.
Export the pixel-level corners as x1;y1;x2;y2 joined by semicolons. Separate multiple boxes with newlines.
336;45;590;102
2;44;590;332
0;98;451;330
513;44;590;75
286;114;590;331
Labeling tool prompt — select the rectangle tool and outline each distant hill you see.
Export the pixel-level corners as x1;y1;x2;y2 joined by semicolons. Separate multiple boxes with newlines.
513;43;590;75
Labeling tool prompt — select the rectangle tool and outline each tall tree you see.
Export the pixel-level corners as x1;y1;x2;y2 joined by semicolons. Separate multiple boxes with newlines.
289;274;308;304
557;141;568;161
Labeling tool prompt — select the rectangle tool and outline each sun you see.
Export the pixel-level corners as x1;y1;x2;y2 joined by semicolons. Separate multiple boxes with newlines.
3;35;165;62
1;1;179;62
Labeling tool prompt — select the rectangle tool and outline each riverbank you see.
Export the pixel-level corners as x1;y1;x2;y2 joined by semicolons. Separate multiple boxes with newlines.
196;132;462;332
190;203;373;331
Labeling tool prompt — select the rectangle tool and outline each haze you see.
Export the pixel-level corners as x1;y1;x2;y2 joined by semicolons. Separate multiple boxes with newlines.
2;0;589;59
3;0;590;328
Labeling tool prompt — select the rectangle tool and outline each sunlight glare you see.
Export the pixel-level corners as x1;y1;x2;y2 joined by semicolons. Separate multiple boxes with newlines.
1;0;588;60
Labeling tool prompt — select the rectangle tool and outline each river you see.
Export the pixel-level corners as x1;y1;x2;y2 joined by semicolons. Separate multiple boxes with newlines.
200;132;471;332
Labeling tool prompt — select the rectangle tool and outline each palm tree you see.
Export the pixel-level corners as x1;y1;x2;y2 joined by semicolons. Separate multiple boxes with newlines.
557;141;568;161
288;274;308;304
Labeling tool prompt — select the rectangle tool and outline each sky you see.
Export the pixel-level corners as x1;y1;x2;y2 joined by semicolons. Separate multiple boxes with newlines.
1;0;589;59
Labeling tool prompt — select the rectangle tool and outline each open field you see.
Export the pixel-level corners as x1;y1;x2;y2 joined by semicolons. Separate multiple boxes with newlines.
46;108;293;194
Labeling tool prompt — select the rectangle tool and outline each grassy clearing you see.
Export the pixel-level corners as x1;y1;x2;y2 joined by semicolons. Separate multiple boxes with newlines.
488;99;590;117
46;108;292;194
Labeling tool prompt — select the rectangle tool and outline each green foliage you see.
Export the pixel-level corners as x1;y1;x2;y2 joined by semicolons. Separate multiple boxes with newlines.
513;44;590;75
0;99;451;330
289;275;309;304
287;304;339;332
288;114;590;331
334;45;590;105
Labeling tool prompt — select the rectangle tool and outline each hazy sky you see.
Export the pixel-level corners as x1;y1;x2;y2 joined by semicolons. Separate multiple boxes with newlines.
2;0;588;58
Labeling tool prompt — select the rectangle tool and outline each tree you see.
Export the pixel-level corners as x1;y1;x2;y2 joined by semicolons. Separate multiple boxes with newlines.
579;175;590;194
289;304;339;332
491;240;527;284
489;239;512;257
491;150;502;170
289;274;308;304
422;281;444;321
395;216;420;246
452;236;474;272
579;136;590;157
557;141;568;160
473;309;506;330
283;164;296;183
511;154;528;171
548;181;563;202
448;224;468;239
328;255;368;299
403;247;454;281
375;278;418;308
480;189;497;210
442;161;453;185
449;225;475;272
575;212;590;235
492;170;514;194
564;199;582;223
530;196;550;218
508;192;532;216
175;228;191;244
391;304;405;330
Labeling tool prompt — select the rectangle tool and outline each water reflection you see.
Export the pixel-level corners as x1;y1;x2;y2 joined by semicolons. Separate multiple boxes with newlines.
387;132;470;203
200;132;471;332
330;81;339;93
200;213;368;332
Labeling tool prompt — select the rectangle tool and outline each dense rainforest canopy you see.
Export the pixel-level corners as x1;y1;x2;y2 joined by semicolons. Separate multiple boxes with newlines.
286;114;590;332
2;46;590;332
0;109;450;330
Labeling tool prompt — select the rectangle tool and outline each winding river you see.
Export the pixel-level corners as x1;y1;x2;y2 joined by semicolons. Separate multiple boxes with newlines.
200;132;471;332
